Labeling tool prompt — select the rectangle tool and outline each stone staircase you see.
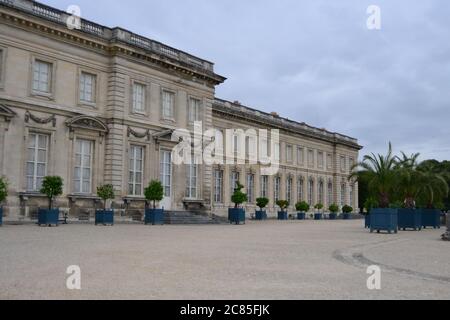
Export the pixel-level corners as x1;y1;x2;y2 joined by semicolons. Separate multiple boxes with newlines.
164;211;226;225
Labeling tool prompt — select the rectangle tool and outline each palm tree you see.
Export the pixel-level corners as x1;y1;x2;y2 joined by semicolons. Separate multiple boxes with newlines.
350;143;397;208
394;152;422;208
417;162;449;209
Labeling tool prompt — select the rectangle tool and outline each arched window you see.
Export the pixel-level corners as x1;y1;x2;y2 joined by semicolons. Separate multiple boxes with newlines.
328;182;333;206
297;177;304;202
318;180;324;205
341;183;346;206
349;185;354;207
308;178;314;205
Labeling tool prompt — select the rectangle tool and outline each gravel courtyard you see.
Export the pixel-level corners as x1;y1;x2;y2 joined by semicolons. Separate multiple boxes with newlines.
0;220;449;300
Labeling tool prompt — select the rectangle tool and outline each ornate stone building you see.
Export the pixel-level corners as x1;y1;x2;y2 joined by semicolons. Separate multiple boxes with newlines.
0;0;362;221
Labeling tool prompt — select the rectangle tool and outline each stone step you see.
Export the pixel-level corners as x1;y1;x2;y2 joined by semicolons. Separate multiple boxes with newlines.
164;211;224;225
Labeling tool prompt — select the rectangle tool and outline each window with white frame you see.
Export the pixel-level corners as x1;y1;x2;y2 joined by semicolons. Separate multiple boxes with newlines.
26;133;49;191
162;90;175;119
341;156;346;172
214;170;223;203
349;158;355;172
188;98;201;124
128;145;144;196
341;183;346;206
74;139;93;194
318;180;324;205
79;72;96;103
33;60;52;93
186;155;198;199
274;142;280;162
297;177;304;202
318;151;324;168
260;175;268;198
349;185;354;207
286;145;293;163
274;176;281;202
327;154;333;169
308;179;314;205
308;149;315;167
260;138;269;162
160;150;172;197
328;182;333;206
230;172;240;196
286;177;293;204
247;173;255;203
297;147;304;165
132;83;146;113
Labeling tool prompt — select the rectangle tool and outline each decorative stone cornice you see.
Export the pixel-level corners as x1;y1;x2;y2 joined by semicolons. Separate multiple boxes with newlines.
0;104;16;122
25;110;56;127
66;115;108;136
0;0;226;86
213;99;363;151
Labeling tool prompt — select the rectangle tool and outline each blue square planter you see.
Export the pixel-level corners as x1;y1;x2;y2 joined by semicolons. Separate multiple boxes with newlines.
145;208;164;225
314;213;323;220
370;208;398;234
38;209;60;227
95;210;114;226
297;212;306;220
365;215;371;228
329;213;337;220
255;210;267;220
421;209;441;229
343;213;351;220
229;208;245;225
0;207;3;226
278;211;288;220
398;208;422;231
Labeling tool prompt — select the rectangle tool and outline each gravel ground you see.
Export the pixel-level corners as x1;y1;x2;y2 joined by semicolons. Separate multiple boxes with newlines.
0;220;448;300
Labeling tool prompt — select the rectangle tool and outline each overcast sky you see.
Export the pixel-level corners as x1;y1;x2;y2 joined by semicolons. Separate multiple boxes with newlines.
42;0;450;161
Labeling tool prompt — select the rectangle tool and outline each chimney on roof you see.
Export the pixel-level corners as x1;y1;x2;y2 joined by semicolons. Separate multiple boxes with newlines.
271;112;280;118
233;100;241;105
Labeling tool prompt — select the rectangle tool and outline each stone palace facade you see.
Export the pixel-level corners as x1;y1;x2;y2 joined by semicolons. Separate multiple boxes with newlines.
0;0;362;220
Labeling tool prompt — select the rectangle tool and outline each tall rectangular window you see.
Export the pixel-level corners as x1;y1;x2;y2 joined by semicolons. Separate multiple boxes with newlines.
188;98;201;124
286;177;292;204
74;139;93;194
328;182;333;206
308;149;315;167
162;90;175;119
0;49;4;82
297;147;304;165
26;133;49;191
214;170;223;203
341;183;346;206
274;176;281;202
246;174;255;203
308;179;314;205
186;156;198;199
132;83;146;113
129;145;144;196
341;156;346;172
80;72;96;103
327;154;333;169
260;175;268;198
160;151;172;197
297;177;304;202
318;151;324;168
349;158;355;172
33;60;52;93
286;145;293;163
230;172;240;197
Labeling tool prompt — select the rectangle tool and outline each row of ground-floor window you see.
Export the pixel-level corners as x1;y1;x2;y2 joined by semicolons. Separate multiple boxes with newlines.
13;131;356;215
212;169;357;209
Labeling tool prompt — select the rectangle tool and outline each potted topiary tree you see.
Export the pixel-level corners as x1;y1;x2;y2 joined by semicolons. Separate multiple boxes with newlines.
350;143;398;234
39;176;63;227
255;197;269;220
229;182;247;225
296;201;309;220
329;204;339;220
144;180;165;225
363;197;378;229
95;184;115;226
0;177;7;226
276;200;289;220
314;203;324;220
342;205;353;220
